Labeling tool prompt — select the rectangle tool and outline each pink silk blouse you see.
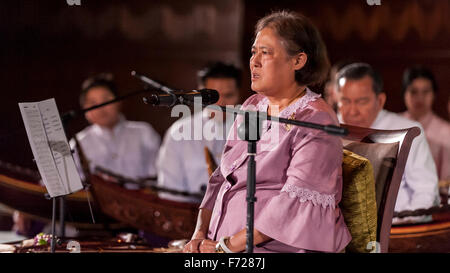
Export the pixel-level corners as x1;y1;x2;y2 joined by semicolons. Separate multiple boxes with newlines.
200;89;352;253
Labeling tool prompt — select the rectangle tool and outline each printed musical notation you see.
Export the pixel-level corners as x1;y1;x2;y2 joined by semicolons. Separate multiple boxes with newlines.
19;98;83;197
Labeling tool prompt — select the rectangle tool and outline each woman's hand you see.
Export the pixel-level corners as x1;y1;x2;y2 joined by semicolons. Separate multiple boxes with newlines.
183;209;213;253
182;239;204;253
199;239;218;253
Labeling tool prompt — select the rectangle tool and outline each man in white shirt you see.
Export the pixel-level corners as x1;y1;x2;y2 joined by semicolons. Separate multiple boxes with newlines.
70;73;161;187
157;62;241;203
14;74;161;239
334;63;440;221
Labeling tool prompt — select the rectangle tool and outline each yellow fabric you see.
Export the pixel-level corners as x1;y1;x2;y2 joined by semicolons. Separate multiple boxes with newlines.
341;149;378;253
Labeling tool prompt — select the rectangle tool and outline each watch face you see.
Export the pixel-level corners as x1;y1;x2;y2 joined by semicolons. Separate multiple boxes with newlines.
215;242;224;253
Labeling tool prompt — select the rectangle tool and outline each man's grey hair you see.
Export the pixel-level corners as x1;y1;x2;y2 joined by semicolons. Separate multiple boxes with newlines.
336;62;384;95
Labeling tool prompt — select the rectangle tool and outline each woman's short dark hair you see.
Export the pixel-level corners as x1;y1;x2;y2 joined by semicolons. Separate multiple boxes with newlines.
255;10;330;86
197;62;242;88
336;63;384;95
80;73;118;107
402;66;438;94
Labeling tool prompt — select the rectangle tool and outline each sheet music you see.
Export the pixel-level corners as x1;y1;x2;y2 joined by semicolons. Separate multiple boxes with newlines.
19;98;83;197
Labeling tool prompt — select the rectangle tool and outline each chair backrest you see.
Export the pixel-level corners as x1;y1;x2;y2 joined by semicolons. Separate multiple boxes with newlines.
340;124;421;253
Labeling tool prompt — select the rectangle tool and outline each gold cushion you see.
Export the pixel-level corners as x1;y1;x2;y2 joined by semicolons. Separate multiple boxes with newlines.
344;142;398;210
341;149;378;253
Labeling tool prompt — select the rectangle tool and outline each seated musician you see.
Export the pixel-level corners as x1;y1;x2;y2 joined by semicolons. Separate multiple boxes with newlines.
335;62;440;222
401;66;450;203
323;60;357;113
70;73;161;188
156;62;241;203
14;74;161;238
183;11;351;253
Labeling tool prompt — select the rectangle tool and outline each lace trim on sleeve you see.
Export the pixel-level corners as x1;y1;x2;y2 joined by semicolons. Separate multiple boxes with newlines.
281;183;336;209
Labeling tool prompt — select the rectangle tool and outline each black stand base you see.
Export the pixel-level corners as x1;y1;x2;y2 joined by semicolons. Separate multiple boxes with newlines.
238;111;262;253
49;196;65;253
245;141;257;253
50;197;57;253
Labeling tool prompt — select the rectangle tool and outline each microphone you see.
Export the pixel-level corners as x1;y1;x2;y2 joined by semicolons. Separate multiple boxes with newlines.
143;89;219;107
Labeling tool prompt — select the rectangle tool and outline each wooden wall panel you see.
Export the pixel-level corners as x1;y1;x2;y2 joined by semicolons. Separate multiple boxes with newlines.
1;0;449;169
242;0;450;119
0;0;243;168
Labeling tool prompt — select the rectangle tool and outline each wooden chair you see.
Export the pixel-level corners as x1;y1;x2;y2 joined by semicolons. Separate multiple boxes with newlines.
340;124;421;253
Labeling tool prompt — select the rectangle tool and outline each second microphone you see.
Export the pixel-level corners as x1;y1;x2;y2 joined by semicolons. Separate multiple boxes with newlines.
143;89;219;107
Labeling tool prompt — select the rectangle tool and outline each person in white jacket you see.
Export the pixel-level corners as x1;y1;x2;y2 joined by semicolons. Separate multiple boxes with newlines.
157;62;241;203
334;62;440;223
70;73;161;187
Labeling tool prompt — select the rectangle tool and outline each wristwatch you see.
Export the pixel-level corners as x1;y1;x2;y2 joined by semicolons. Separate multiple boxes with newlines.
215;236;234;253
215;241;225;253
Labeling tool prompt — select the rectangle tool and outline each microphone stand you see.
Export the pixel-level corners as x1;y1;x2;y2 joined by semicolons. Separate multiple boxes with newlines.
237;111;261;253
136;72;348;253
144;100;347;253
213;104;347;253
62;70;172;125
61;87;152;124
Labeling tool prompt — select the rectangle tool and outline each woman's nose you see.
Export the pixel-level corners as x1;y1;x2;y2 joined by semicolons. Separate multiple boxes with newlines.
250;53;261;68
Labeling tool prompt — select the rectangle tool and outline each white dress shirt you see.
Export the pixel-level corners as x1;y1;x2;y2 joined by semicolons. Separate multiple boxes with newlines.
339;109;440;215
157;109;233;203
70;116;161;184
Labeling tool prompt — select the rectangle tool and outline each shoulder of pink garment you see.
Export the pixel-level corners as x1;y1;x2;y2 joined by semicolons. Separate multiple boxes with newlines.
281;90;321;119
252;89;322;118
240;93;264;109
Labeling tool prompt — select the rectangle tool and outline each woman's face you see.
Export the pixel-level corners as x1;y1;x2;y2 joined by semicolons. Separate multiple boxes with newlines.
250;27;299;96
404;77;434;119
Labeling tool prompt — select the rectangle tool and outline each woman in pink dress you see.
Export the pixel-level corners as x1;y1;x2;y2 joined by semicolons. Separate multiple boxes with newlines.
183;10;351;253
402;66;450;203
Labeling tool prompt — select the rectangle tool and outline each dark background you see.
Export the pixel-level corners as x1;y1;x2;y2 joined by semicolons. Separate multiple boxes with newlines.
1;0;449;169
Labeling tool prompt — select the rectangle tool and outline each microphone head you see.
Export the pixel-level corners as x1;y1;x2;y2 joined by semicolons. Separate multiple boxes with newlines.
142;95;159;105
199;89;219;105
